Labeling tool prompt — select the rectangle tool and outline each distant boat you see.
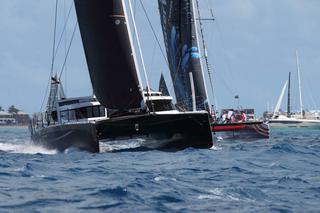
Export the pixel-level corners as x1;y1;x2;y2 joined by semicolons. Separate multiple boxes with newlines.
158;0;269;139
29;0;213;152
269;51;320;128
212;109;269;139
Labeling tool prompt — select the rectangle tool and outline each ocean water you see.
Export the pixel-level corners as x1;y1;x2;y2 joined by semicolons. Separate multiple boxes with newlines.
0;127;319;212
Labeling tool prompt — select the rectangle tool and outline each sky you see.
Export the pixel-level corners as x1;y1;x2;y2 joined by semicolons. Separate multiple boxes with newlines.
0;0;319;116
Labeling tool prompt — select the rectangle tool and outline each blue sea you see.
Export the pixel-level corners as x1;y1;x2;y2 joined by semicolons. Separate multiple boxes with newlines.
0;127;319;212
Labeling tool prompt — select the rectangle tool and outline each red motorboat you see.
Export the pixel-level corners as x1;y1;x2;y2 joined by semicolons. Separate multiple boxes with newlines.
211;121;270;140
211;109;270;140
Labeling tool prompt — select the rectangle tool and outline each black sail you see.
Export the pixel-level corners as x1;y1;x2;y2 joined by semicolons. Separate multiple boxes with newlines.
74;0;143;110
158;0;207;111
159;73;170;96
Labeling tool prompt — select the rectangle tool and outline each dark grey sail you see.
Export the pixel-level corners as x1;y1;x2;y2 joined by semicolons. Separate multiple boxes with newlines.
74;0;143;110
158;0;207;111
159;73;170;96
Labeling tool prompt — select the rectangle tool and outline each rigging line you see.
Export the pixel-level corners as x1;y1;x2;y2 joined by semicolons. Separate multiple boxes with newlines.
195;0;215;100
128;0;150;90
301;64;319;109
40;0;59;112
214;71;236;98
50;0;59;77
63;0;68;96
39;75;53;113
58;21;78;80
138;0;169;67
214;16;237;95
150;40;158;73
54;1;74;59
134;0;137;18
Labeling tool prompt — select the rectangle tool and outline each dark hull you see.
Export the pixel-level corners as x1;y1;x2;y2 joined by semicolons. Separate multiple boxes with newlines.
31;123;99;153
96;112;213;150
211;121;270;140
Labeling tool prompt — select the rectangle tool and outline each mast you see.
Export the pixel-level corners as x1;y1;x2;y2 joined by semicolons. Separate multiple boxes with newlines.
189;72;197;111
191;0;210;110
46;0;59;125
287;72;291;117
296;50;303;118
123;0;148;107
127;0;151;96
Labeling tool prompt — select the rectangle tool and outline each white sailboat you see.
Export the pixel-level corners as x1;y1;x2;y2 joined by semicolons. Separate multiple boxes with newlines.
269;51;320;128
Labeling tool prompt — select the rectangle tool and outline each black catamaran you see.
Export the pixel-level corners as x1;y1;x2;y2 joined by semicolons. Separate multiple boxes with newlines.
30;0;213;152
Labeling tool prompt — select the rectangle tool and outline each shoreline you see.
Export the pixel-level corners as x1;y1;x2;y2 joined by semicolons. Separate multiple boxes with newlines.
0;125;28;129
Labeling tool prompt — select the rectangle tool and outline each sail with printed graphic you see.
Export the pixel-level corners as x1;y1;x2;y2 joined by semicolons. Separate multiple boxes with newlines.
158;0;207;111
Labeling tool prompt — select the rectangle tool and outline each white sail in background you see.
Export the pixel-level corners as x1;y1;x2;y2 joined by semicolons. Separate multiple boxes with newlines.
273;81;288;118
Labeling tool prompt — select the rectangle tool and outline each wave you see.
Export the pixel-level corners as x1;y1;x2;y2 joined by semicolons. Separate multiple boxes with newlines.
269;143;299;154
278;176;309;184
198;187;269;203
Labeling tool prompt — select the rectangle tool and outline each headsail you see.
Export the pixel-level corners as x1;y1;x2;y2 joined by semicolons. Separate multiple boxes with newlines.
158;0;208;111
159;73;170;96
74;0;143;110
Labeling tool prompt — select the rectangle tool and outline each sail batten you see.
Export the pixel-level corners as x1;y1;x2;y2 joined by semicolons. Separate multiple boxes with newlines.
158;0;208;111
74;0;143;110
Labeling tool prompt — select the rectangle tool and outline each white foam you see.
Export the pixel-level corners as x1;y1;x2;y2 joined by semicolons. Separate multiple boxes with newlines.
216;136;224;141
0;142;57;155
154;176;177;182
210;144;223;151
198;188;240;201
99;138;146;152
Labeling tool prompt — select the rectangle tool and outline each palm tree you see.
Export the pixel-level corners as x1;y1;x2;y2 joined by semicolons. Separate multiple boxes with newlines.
8;105;19;114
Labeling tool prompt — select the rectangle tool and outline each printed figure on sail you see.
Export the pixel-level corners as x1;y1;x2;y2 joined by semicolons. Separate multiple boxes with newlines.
158;0;208;111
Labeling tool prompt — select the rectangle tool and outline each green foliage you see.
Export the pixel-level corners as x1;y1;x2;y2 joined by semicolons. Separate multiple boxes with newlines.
0;106;3;112
8;105;19;114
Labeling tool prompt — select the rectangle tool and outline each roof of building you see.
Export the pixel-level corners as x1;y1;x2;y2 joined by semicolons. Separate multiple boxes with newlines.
0;111;12;116
16;111;29;115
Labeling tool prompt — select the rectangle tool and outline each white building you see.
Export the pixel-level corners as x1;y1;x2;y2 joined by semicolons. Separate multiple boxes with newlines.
0;112;16;125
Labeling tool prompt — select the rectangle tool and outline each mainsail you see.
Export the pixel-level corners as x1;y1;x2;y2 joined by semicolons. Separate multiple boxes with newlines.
158;0;208;111
74;0;143;110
